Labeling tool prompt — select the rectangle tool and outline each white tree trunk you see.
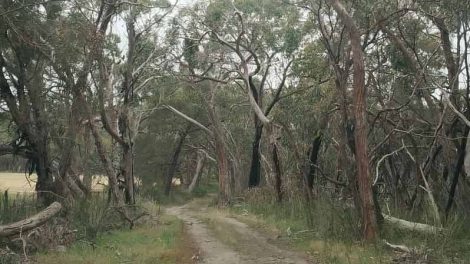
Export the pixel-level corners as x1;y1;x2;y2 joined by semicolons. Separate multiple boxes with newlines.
382;214;444;234
188;152;205;193
464;130;470;177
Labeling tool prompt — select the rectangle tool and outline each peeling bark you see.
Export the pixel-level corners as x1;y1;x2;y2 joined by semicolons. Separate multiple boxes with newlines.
328;0;378;240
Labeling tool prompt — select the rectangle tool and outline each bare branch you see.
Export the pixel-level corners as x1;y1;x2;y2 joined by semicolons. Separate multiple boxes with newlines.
164;105;212;135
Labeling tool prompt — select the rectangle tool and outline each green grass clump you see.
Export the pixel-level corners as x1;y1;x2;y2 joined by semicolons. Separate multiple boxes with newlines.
0;190;37;225
66;192;115;240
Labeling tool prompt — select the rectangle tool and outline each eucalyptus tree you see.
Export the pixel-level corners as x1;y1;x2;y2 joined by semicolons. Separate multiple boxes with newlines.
0;0;121;203
174;0;306;202
0;0;128;205
0;1;58;204
366;0;470;222
95;0;174;204
293;0;470;239
206;1;304;194
412;0;470;216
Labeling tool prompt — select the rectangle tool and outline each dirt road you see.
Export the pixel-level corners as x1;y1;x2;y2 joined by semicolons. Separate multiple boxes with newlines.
166;201;313;264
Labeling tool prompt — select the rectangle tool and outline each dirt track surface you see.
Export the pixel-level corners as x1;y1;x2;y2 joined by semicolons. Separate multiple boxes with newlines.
166;202;312;264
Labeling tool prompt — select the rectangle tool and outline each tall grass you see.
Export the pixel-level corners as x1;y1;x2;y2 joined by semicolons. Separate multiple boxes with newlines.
0;191;39;263
234;188;360;241
67;192;115;240
231;187;470;263
0;190;38;225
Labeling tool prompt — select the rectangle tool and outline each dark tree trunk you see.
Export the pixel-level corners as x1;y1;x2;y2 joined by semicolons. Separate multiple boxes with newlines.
34;148;54;205
272;143;283;203
121;144;134;204
164;128;190;196
305;133;323;190
445;125;470;216
248;74;263;188
248;124;263;187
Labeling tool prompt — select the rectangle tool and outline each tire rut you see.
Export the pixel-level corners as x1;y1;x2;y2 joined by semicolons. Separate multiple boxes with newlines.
166;204;313;264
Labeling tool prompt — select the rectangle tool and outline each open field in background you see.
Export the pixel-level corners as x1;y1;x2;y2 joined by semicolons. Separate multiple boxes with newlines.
0;172;107;193
0;173;36;193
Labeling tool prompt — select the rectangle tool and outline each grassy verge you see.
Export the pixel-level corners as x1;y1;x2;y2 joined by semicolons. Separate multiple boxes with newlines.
226;190;470;264
0;190;197;263
35;214;196;264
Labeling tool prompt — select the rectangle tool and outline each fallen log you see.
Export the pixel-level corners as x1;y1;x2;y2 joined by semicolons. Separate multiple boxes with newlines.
382;214;444;234
0;202;62;237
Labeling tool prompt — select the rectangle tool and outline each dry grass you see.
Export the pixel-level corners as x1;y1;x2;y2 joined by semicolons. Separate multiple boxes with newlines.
0;173;36;193
0;173;106;193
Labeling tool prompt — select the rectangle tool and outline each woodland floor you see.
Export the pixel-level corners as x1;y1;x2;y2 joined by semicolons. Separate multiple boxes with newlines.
166;197;314;264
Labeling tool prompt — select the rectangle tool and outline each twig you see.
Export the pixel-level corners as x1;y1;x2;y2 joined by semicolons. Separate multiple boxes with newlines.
374;146;406;186
402;141;442;227
383;240;412;253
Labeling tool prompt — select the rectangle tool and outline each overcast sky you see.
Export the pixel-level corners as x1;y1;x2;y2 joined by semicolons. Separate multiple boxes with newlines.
112;0;194;53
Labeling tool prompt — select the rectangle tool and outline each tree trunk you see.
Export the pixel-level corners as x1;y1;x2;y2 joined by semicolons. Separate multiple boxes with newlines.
445;125;470;216
305;133;322;190
120;10;136;204
208;107;232;204
57;98;87;199
248;124;263;187
214;137;231;204
272;142;283;203
188;151;206;193
34;145;55;205
0;57;56;205
164;126;190;196
121;144;134;203
88;118;123;206
204;83;233;205
465;130;470;179
329;0;378;240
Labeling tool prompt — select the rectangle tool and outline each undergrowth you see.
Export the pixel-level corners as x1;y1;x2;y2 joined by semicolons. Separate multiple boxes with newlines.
142;181;218;205
36;214;196;264
0;191;37;225
0;190;197;263
230;187;470;264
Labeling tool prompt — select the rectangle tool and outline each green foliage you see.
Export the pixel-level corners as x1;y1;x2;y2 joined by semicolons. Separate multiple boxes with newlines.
205;1;231;29
134;84;208;187
283;29;302;55
183;37;199;69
